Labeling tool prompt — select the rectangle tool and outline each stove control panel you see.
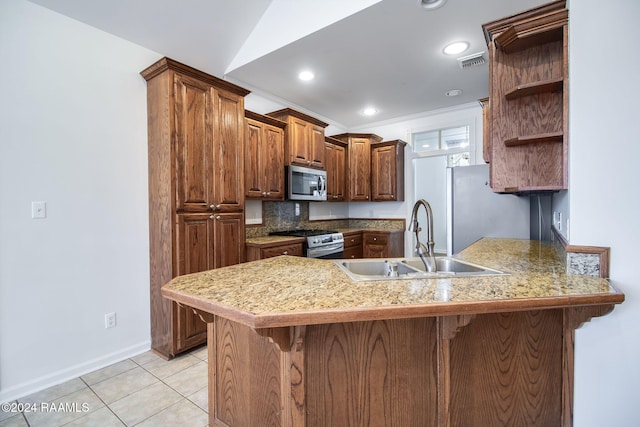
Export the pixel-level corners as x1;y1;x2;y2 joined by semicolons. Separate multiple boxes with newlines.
307;233;344;248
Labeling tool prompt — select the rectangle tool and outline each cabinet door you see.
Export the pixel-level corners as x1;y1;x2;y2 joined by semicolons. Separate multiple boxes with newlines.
212;88;244;211
334;145;346;200
175;213;213;352
324;142;346;201
212;212;245;268
262;125;285;199
245;119;264;199
289;118;310;166
309;125;326;169
349;138;371;201
174;74;214;212
245;119;285;200
363;232;389;258
371;144;397;201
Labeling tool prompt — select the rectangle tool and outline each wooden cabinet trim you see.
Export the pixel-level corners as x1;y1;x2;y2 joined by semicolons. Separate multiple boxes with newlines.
141;56;250;96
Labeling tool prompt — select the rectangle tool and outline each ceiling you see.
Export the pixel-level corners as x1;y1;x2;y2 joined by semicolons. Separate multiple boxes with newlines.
28;0;548;129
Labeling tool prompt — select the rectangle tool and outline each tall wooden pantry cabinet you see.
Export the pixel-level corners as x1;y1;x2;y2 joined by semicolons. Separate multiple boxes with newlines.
141;57;249;358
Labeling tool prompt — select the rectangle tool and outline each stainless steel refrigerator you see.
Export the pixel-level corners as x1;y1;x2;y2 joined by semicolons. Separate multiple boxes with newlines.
446;164;530;255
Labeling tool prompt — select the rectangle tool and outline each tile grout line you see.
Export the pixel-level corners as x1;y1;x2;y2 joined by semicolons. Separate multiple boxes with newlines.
78;375;128;427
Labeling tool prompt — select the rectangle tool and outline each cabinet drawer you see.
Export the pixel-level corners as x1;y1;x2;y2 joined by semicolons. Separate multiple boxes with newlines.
363;233;388;246
261;243;303;259
343;246;362;259
343;233;362;248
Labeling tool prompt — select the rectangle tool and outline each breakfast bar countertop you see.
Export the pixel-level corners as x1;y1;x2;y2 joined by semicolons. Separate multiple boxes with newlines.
161;238;624;329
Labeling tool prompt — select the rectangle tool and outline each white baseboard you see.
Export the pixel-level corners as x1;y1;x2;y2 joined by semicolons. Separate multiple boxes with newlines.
0;341;151;404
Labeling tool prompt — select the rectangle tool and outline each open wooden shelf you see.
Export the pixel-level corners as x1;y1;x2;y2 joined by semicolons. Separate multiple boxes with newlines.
504;132;563;147
505;78;563;100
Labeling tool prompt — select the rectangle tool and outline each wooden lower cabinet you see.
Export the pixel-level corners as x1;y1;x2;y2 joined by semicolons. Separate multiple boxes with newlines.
362;230;403;258
171;212;244;354
342;231;363;259
246;240;304;261
204;307;605;426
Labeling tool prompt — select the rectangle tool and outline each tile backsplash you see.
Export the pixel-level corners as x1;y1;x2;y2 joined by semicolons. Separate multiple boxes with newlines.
246;201;405;238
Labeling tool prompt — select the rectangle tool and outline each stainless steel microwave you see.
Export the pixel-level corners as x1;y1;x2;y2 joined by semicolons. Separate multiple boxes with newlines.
286;165;327;201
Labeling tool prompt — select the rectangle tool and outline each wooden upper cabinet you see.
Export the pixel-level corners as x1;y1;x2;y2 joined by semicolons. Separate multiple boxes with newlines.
212;88;245;211
173;74;245;212
371;140;406;202
245;111;285;200
331;133;383;201
482;0;568;193
324;136;347;201
266;108;329;169
174;73;214;213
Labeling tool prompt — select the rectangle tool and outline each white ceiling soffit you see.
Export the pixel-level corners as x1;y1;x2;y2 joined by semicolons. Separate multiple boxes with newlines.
26;0;273;77
226;0;382;73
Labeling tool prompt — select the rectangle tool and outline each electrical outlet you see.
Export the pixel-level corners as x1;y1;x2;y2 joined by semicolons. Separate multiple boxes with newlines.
105;312;116;329
557;212;562;231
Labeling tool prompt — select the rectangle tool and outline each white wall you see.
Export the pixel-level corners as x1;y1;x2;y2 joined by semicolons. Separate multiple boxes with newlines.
570;1;640;425
0;0;160;402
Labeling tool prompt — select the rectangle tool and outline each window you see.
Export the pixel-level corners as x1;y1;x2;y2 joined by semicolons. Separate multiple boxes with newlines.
412;125;470;153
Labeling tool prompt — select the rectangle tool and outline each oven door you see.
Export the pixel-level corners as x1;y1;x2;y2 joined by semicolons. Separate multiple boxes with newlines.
307;242;344;259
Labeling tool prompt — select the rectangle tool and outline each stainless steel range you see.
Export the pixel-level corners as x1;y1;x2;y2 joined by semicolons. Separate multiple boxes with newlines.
270;229;344;259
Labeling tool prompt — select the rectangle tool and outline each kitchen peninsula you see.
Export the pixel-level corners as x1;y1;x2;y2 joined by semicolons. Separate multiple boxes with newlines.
162;238;623;426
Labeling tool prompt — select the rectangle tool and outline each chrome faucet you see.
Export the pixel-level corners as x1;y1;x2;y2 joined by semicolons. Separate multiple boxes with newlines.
409;199;436;272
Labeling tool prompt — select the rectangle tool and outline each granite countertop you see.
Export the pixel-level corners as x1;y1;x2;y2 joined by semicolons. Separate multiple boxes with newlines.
162;238;624;329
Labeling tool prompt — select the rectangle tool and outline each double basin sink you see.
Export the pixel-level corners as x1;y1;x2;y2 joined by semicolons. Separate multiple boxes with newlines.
334;257;508;282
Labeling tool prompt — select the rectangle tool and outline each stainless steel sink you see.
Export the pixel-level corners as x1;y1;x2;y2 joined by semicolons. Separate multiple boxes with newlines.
334;257;508;282
402;258;493;274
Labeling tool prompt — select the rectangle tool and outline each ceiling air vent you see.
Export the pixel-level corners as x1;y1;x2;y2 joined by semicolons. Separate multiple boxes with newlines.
457;52;486;69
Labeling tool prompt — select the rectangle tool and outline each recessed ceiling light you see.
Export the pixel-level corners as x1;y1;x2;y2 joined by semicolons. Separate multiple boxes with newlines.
417;0;447;10
446;89;463;97
362;107;378;116
443;41;469;55
298;70;314;81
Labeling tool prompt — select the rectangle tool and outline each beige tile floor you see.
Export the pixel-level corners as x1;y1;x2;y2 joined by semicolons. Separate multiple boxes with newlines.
0;346;209;427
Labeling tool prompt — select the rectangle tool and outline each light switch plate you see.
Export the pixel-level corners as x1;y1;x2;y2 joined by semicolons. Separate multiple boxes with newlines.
31;201;46;219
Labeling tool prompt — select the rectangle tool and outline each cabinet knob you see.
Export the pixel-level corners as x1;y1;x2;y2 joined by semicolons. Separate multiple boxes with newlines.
266;192;271;196
373;237;377;241
283;251;288;255
215;215;221;220
210;204;221;211
262;192;267;196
